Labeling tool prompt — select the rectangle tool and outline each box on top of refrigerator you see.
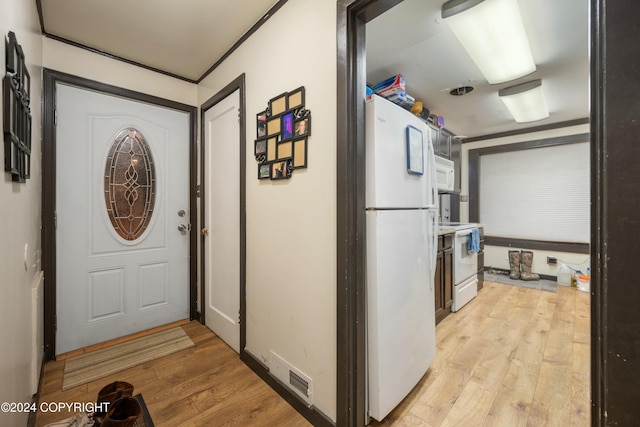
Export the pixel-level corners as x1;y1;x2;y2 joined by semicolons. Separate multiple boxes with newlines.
372;74;406;99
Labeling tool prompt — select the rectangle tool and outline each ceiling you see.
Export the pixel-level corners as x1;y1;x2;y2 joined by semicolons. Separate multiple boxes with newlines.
39;0;282;82
39;0;589;139
366;0;590;139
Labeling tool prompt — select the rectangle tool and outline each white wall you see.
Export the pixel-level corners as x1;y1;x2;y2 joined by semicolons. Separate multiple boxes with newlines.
0;1;43;426
462;124;591;277
198;0;337;420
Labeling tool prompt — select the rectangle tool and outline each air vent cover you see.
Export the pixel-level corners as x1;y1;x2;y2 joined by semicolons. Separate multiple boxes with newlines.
268;350;313;405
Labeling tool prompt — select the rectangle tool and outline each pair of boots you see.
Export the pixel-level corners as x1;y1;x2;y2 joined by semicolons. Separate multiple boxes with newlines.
93;381;141;427
509;250;540;281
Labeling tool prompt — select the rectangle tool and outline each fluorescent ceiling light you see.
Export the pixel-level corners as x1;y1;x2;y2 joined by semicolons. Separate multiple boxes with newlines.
442;0;536;84
498;79;549;123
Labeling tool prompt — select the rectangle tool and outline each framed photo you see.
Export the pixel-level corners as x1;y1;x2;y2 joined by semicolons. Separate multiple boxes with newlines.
21;61;30;102
271;159;292;180
269;92;288;116
277;140;292;159
255;138;267;156
3;77;16;137
294;117;310;137
406;125;424;175
258;163;271;180
281;112;294;140
256;111;267;138
293;137;308;169
5;32;19;74
4;134;16;174
288;87;305;110
267;137;277;161
267;116;281;136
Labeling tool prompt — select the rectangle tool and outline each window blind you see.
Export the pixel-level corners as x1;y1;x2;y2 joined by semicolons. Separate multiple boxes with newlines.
479;141;590;243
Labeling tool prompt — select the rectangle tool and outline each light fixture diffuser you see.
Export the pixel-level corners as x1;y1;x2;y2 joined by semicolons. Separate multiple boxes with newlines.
498;79;549;123
442;0;536;84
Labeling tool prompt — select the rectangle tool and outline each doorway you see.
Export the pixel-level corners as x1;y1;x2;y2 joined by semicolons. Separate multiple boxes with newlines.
199;75;247;355
42;69;198;360
336;0;607;425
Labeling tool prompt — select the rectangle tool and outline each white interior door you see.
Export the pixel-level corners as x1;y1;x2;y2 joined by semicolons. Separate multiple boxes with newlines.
55;83;190;355
203;90;241;353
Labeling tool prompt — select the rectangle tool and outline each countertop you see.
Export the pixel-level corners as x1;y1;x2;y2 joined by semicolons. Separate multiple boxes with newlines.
438;223;483;235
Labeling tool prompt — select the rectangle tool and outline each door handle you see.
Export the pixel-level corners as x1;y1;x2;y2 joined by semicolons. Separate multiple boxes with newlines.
177;224;191;232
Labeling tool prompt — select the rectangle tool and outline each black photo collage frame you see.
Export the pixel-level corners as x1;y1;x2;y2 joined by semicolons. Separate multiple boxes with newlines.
255;86;311;180
3;31;31;183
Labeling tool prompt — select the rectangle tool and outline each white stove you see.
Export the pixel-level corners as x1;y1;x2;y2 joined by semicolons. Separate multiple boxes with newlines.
440;223;479;312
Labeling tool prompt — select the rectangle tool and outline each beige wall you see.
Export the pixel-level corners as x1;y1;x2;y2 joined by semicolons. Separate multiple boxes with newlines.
198;0;337;420
42;38;197;105
461;124;591;277
0;1;43;426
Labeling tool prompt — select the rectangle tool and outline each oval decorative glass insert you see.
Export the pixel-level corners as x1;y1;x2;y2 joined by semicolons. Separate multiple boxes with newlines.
104;129;156;241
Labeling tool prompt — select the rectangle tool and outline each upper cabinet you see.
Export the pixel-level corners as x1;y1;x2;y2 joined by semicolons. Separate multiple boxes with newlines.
450;136;461;194
430;124;461;194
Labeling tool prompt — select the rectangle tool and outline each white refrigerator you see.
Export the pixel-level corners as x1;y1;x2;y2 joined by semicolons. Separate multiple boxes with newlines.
366;95;438;422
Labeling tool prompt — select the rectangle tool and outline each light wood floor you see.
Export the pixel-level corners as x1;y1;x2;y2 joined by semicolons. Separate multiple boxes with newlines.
36;281;590;426
372;281;590;427
35;321;311;426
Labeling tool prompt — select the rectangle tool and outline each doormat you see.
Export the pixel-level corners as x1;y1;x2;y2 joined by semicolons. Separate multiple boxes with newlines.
134;394;155;427
62;327;194;390
485;271;558;293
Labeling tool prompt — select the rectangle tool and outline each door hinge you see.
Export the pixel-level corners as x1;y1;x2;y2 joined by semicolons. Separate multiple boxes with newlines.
195;184;200;198
54;109;58;126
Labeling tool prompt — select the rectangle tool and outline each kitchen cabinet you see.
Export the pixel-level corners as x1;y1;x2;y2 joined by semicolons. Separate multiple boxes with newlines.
429;125;461;194
477;227;485;290
438;130;451;159
435;233;454;325
450;137;462;193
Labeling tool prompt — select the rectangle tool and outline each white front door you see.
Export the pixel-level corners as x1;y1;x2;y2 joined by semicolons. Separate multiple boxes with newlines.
55;83;190;355
203;90;240;353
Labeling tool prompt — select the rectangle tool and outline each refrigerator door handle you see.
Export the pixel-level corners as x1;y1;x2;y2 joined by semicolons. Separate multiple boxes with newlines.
429;132;438;208
430;212;437;285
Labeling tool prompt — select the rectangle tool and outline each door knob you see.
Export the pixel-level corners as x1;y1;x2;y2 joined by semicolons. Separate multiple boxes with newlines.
177;224;189;232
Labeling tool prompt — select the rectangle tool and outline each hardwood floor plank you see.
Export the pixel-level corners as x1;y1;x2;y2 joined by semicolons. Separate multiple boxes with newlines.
439;380;496;427
571;342;590;426
394;412;435;427
407;363;470;426
483;359;536;427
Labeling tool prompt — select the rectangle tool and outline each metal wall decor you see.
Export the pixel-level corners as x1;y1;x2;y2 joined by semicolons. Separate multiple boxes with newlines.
3;31;31;182
255;86;311;180
104;128;156;241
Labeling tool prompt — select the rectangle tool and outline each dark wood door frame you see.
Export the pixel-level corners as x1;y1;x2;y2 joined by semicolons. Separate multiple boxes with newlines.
336;1;403;426
336;0;640;425
41;69;198;361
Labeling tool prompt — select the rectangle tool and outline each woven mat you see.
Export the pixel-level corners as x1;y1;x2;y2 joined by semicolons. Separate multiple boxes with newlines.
485;271;558;293
63;327;194;390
